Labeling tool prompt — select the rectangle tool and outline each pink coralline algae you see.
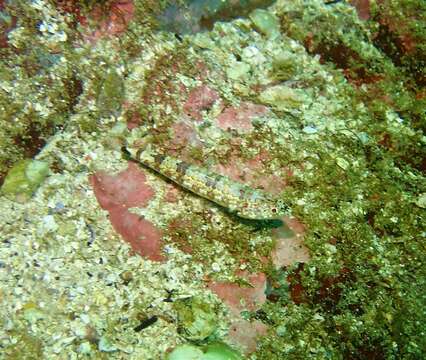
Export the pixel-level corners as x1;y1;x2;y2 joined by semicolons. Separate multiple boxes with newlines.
207;271;267;313
80;0;135;42
164;184;181;204
271;216;310;268
166;121;203;154
106;210;164;261
215;150;290;196
90;162;165;261
207;271;268;354
183;85;221;121
90;162;154;209
215;102;268;133
229;319;268;354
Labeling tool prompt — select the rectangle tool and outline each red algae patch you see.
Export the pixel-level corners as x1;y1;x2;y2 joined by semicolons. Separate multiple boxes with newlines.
350;0;371;20
90;162;165;261
90;162;154;209
207;271;267;314
166;121;203;153
183;85;221;121
81;0;135;42
215;102;268;133
229;319;268;354
207;271;268;354
108;210;164;261
164;185;180;203
271;217;310;268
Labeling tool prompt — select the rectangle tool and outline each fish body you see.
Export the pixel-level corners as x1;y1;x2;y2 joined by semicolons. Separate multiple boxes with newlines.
127;144;289;220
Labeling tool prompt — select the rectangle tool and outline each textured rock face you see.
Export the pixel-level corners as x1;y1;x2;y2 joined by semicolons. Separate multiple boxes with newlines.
3;0;423;358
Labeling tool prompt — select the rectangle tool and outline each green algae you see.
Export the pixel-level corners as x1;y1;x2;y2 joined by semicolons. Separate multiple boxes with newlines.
174;296;219;342
258;85;306;111
249;8;280;38
415;193;426;208
167;344;204;360
97;69;124;117
2;329;44;360
202;342;244;360
227;62;251;81
270;51;298;81
1;159;49;201
167;342;243;360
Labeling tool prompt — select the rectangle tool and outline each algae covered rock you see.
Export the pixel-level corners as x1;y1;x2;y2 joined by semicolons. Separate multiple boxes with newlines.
258;85;306;111
415;193;426;208
1;159;49;201
271;51;298;81
249;9;280;38
227;62;251;81
166;342;243;360
174;296;218;342
97;69;124;117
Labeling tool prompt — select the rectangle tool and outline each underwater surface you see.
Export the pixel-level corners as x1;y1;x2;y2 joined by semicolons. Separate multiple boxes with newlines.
0;0;425;358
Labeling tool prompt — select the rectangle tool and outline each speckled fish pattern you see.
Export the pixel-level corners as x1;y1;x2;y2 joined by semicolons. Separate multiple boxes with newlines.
127;144;290;220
